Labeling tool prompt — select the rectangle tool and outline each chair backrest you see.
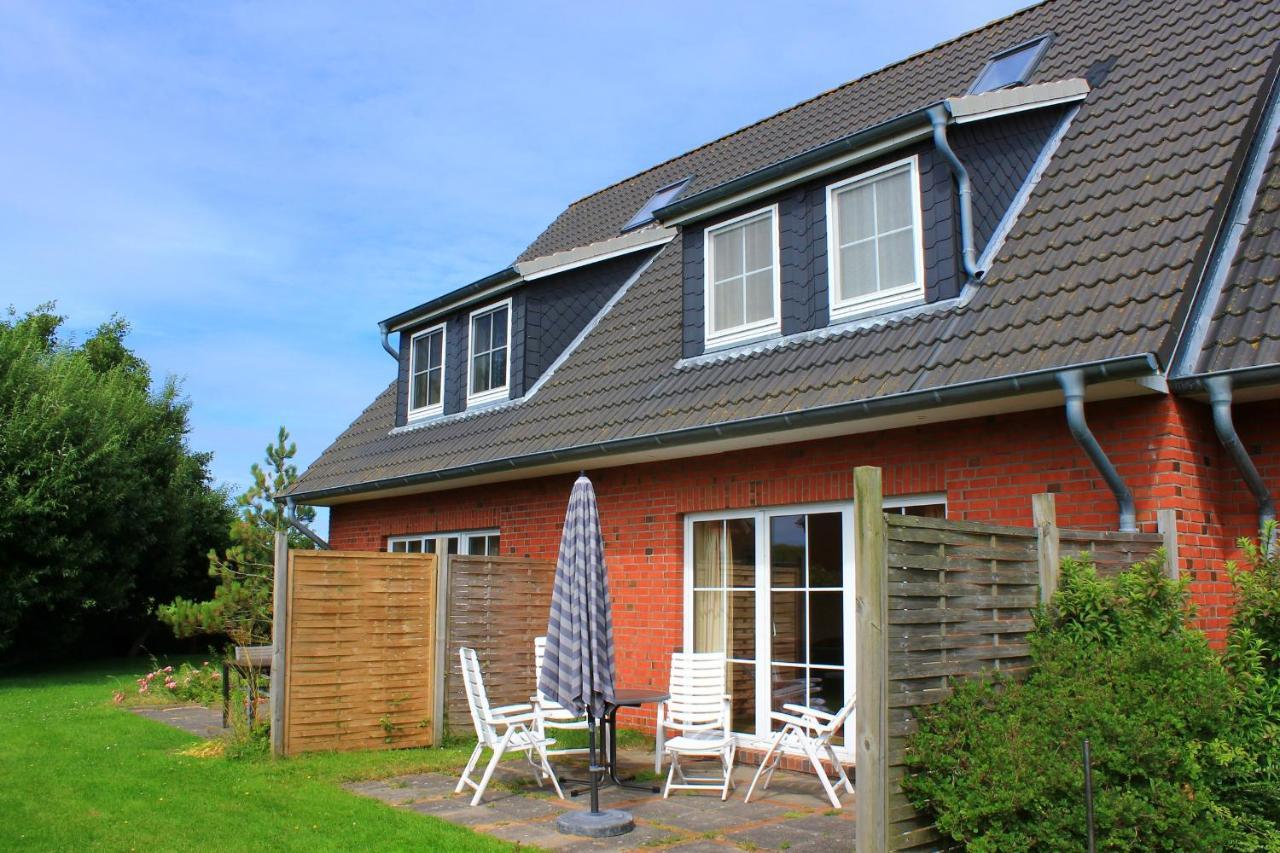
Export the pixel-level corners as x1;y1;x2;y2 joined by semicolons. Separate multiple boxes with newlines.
819;693;857;739
667;652;728;731
534;636;548;701
459;647;498;747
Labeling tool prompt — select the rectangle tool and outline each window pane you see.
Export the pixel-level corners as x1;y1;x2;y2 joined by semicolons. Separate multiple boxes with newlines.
446;537;460;555
405;540;423;554
770;590;805;664
411;372;430;410
412;335;430;372
712;226;744;281
808;512;843;587
424;539;438;554
472;314;491;353
770;665;808;719
693;521;724;588
390;541;407;552
770;515;805;588
492;348;507;388
428;331;443;368
472;353;490;393
878;229;916;290
730;591;755;660
809;592;843;666
743;216;773;272
693;589;726;653
838;184;875;244
839;241;877;301
427;370;441;406
729;662;756;733
875;170;913;231
810;668;846;730
743;270;774;325
712;278;743;333
727;518;755;588
487;535;501;554
491;308;508;348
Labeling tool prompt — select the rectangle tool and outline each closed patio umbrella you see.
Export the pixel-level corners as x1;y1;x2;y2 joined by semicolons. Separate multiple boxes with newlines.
541;473;633;837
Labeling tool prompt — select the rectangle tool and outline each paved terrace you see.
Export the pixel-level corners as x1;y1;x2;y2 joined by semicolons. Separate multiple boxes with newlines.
346;749;856;851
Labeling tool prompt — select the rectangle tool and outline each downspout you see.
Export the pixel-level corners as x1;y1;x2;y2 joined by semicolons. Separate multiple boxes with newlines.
285;497;330;549
1205;375;1276;538
378;321;398;361
927;105;981;281
1058;370;1137;531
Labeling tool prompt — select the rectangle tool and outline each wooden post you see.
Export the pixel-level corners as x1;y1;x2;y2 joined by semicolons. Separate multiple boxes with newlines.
855;466;887;853
431;553;449;746
1033;493;1060;604
270;531;288;756
1157;509;1180;580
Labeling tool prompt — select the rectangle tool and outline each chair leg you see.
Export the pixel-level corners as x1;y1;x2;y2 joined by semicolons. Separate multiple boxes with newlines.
455;742;485;794
721;744;736;801
654;704;665;775
825;742;854;794
662;752;678;799
745;728;788;803
471;729;514;806
530;735;564;799
801;738;842;810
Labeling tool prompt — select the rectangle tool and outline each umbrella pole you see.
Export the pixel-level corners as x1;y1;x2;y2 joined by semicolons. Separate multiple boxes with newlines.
587;713;601;814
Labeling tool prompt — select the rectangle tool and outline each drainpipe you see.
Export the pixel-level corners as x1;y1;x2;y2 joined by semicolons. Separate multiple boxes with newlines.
1205;375;1276;538
285;497;330;549
927;105;981;281
378;321;398;361
1058;370;1136;532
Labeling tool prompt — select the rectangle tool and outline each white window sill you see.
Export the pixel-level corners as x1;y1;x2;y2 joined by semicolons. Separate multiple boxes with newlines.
407;405;444;423
830;285;923;322
466;387;510;408
704;322;782;353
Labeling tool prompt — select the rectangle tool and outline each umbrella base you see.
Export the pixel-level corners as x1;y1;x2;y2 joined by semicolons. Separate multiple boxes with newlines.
555;809;634;837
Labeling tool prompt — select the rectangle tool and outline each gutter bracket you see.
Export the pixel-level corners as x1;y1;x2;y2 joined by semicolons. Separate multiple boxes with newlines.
1206;375;1276;541
285;497;330;549
927;105;982;282
1058;370;1137;531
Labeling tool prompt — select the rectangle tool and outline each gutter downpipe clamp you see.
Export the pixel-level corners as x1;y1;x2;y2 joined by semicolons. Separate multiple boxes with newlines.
1058;369;1137;532
378;322;398;361
1205;375;1276;542
927;105;982;282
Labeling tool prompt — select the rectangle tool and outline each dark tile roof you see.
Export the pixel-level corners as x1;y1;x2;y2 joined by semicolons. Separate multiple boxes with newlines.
292;0;1280;501
1199;132;1280;373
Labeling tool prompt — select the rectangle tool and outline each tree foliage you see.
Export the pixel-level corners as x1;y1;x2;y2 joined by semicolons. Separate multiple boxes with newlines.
158;428;315;647
0;304;232;660
905;552;1280;851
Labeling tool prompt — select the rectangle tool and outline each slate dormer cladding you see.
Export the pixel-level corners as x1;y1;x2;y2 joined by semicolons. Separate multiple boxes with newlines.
393;250;650;426
680;107;1066;358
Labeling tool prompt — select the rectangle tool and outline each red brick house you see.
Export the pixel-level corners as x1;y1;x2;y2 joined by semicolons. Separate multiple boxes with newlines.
289;0;1280;740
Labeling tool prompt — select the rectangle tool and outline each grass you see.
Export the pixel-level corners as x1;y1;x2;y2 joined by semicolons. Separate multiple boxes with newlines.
0;659;516;852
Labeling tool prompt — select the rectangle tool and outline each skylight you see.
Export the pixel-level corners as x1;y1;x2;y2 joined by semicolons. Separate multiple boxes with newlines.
969;35;1052;95
622;177;693;231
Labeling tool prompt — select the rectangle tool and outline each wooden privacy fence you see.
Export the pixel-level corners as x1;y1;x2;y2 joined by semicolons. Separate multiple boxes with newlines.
854;467;1172;852
274;549;439;756
442;555;558;735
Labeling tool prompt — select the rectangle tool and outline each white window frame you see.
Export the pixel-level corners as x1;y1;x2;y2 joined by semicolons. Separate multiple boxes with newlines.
407;322;447;421
387;528;501;557
826;156;926;320
681;493;946;758
703;205;782;349
466;298;512;407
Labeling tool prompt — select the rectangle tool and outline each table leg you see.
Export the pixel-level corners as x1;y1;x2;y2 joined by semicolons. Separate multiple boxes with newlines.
606;706;661;793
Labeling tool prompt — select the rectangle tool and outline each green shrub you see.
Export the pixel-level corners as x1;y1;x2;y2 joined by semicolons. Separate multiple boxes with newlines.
904;552;1280;852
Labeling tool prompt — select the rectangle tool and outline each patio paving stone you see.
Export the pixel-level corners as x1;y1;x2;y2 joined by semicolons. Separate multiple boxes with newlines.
619;794;789;832
343;780;425;805
131;705;225;738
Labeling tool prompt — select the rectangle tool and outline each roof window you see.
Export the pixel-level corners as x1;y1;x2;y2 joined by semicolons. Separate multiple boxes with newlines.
622;176;693;231
969;35;1052;94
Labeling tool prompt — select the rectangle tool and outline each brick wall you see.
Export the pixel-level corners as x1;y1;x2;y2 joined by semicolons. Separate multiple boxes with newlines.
329;394;1280;728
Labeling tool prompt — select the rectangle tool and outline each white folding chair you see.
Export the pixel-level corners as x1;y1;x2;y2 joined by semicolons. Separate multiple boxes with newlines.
532;636;589;757
744;694;856;808
455;647;564;806
657;652;735;800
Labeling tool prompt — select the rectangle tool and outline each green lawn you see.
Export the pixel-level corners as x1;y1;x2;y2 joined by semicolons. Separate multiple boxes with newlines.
0;660;515;852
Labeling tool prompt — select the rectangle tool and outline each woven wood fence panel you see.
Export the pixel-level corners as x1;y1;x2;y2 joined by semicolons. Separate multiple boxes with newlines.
880;514;1163;850
282;550;438;756
444;555;557;734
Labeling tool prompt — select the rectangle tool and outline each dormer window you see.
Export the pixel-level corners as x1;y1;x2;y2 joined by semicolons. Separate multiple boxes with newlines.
623;177;692;232
827;157;924;319
408;323;445;419
969;34;1052;94
704;206;781;348
468;300;511;405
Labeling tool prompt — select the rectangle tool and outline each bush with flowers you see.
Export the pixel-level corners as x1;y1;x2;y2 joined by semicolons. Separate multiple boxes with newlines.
131;660;223;706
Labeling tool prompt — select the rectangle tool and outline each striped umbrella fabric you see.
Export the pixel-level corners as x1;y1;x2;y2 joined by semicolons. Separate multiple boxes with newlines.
540;474;616;721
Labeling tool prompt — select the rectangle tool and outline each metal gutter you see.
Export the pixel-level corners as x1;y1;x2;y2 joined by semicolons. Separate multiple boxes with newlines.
1058;369;1136;532
284;497;330;549
1205;375;1276;537
378;322;398;361
287;353;1158;504
381;266;521;333
1171;363;1280;393
927;105;981;281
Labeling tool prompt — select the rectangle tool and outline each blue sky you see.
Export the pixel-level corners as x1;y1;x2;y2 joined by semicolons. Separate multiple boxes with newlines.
1;0;1024;531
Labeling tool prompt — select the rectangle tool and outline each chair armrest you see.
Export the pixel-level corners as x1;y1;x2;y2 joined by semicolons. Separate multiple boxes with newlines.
782;703;835;721
492;702;534;716
489;710;540;726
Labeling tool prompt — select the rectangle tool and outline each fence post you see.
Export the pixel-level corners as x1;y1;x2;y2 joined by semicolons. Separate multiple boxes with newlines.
1033;493;1060;604
270;530;288;756
432;553;449;746
1157;509;1180;580
855;466;887;853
